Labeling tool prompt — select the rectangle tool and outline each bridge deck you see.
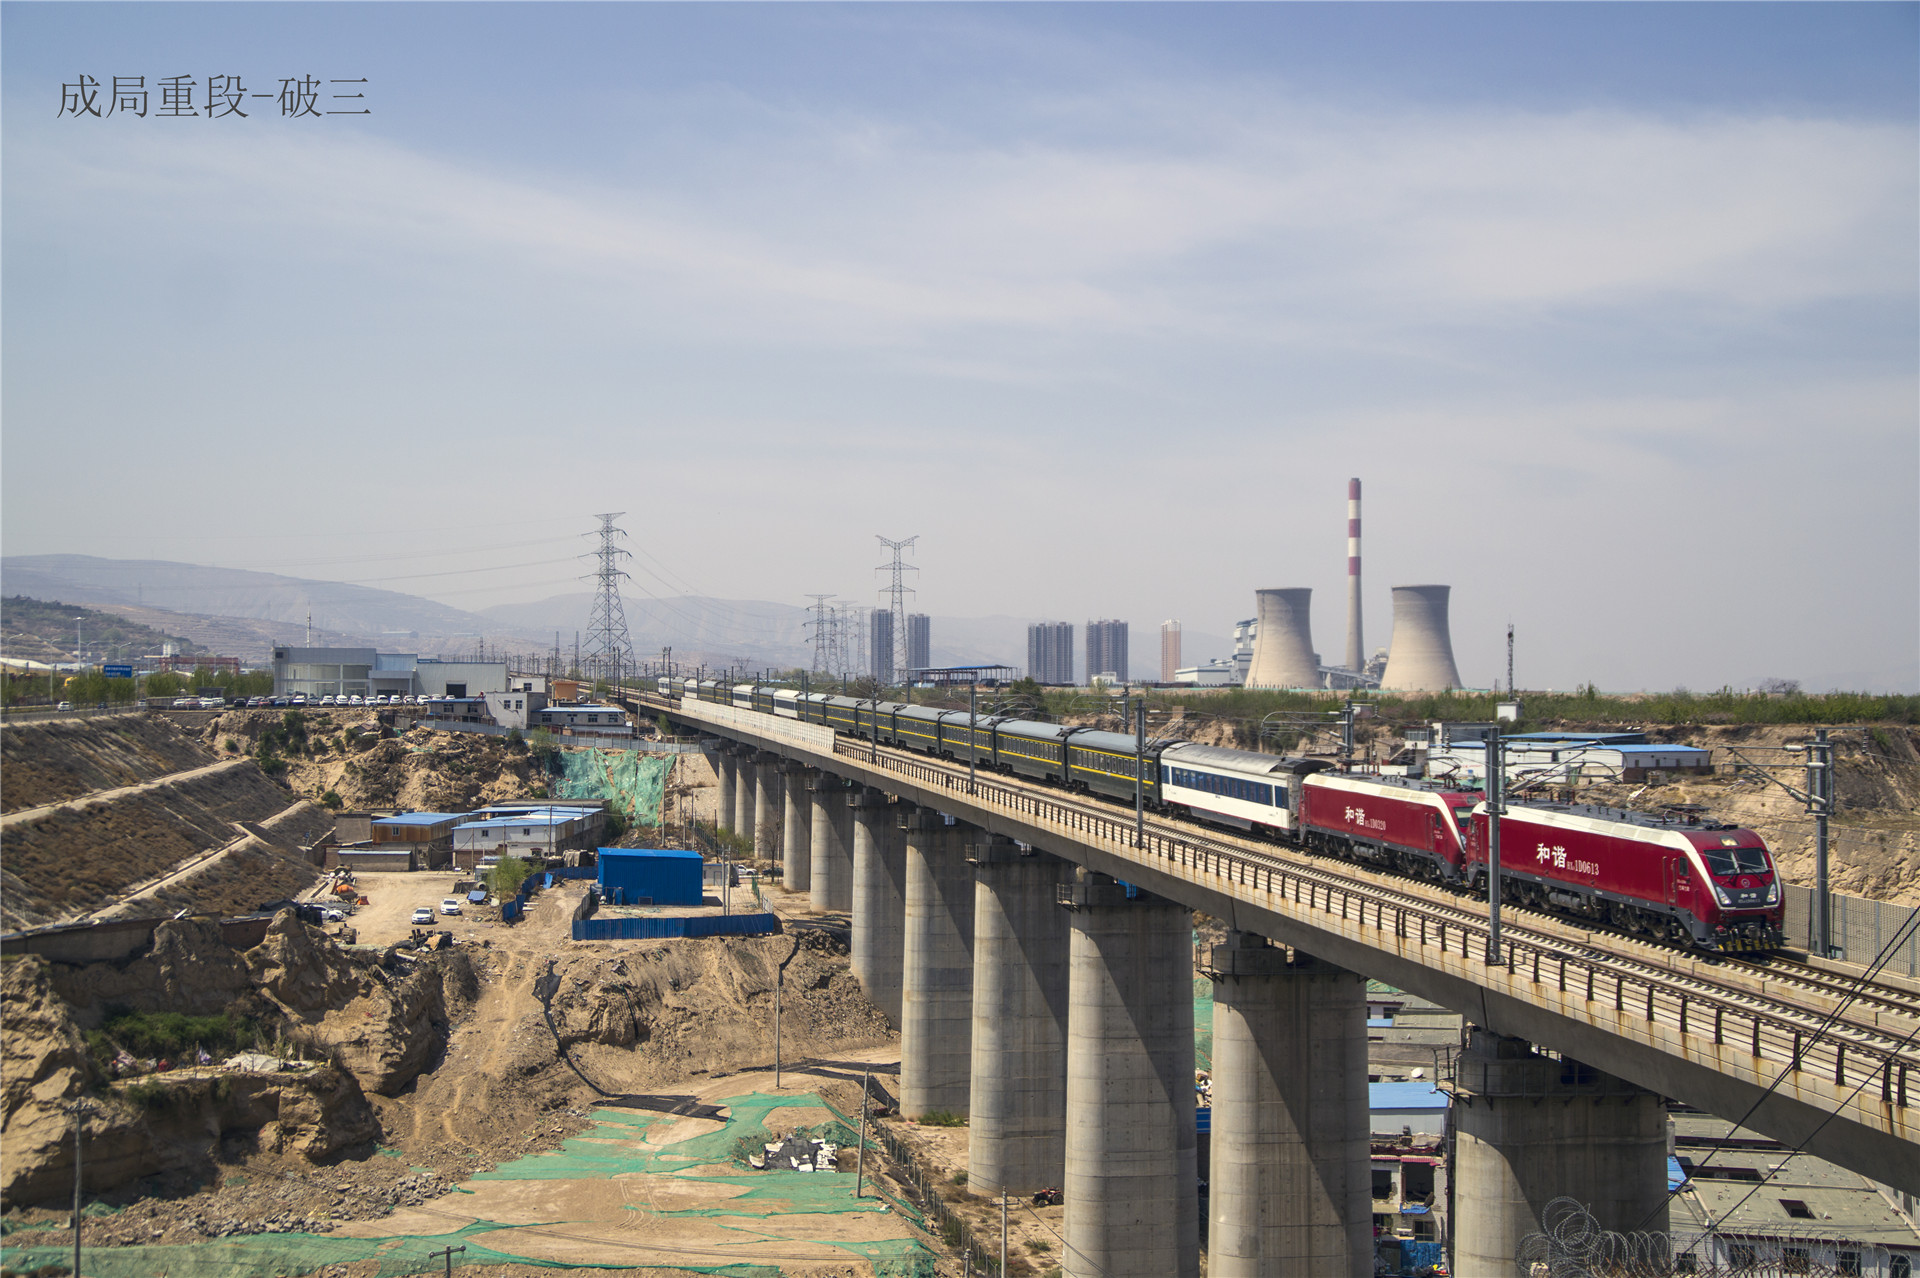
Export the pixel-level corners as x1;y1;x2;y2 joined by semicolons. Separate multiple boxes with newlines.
651;692;1920;1194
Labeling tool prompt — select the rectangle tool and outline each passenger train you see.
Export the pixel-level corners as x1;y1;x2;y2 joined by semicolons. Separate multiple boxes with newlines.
657;677;1785;953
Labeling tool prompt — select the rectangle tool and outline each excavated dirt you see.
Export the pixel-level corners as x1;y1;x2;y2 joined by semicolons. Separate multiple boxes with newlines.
2;878;904;1274
1;764;321;930
1;715;218;813
189;708;547;813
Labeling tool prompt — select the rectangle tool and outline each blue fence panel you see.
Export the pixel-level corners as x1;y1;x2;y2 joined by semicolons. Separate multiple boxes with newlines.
686;913;778;938
501;900;523;923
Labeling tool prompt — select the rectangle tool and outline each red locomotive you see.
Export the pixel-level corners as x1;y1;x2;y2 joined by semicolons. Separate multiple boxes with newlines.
1291;774;1783;951
1294;772;1478;884
1460;801;1784;951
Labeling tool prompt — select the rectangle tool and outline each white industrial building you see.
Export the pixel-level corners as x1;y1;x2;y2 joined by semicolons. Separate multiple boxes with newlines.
271;646;508;701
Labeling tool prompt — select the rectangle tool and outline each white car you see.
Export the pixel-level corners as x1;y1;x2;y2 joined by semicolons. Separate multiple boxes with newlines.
439;898;463;916
348;694;365;706
410;907;435;925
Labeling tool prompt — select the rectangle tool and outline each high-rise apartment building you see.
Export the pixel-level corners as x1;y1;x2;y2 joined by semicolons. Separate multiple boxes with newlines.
906;613;930;675
1026;621;1074;685
1086;619;1129;684
1160;620;1182;683
870;609;895;682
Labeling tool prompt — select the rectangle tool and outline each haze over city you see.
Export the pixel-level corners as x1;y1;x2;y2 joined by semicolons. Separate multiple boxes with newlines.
4;3;1915;692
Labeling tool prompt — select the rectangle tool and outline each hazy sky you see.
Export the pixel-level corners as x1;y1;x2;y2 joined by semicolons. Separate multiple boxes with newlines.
4;3;1915;691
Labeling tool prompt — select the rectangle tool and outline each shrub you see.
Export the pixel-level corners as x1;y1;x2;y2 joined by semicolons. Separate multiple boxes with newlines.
917;1110;967;1128
320;790;343;809
951;1170;968;1186
123;1080;174;1111
101;1009;257;1058
505;728;526;754
223;738;239;754
486;857;537;898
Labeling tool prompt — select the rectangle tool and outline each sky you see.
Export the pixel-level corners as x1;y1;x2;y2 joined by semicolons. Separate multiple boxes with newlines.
3;2;1916;692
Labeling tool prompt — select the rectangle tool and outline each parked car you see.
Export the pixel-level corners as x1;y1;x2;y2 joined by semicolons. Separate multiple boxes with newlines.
248;696;268;708
198;696;224;709
55;700;72;712
410;907;435;925
173;696;198;709
290;694;308;706
439;898;462;916
348;694;365;706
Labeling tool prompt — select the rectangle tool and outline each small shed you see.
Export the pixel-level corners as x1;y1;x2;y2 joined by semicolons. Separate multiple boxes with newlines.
597;848;704;907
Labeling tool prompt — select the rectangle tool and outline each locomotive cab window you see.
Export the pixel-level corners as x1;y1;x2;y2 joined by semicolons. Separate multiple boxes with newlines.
1702;847;1770;878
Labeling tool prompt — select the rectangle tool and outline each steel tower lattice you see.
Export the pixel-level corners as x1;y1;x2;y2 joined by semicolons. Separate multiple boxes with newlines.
805;594;835;673
583;513;637;689
874;534;918;685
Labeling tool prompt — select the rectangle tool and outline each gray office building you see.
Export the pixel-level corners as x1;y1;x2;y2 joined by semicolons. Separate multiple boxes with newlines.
1027;621;1074;685
1086;619;1129;683
871;609;895;682
907;613;931;675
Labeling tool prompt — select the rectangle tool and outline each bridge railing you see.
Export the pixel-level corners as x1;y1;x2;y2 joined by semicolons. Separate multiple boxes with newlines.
830;735;1917;1118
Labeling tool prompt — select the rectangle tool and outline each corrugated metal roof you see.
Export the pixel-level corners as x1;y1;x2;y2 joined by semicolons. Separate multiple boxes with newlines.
1369;1082;1447;1111
598;847;702;861
372;812;468;826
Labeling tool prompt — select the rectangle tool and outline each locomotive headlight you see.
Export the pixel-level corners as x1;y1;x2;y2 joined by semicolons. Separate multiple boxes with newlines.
1713;885;1731;906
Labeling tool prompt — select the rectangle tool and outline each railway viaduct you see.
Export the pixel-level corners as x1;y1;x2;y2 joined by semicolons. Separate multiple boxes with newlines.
646;691;1919;1278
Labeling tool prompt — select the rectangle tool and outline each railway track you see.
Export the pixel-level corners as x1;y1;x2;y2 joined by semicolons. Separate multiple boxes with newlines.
638;687;1920;1111
831;732;1920;1085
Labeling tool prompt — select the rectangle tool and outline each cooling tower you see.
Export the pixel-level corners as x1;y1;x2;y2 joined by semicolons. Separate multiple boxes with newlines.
1245;589;1320;689
1380;585;1462;691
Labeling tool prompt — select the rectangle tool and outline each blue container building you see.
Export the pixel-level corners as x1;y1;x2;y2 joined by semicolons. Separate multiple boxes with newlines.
597;847;704;907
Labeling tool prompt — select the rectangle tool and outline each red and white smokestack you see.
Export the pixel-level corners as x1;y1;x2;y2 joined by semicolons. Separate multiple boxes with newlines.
1345;477;1364;673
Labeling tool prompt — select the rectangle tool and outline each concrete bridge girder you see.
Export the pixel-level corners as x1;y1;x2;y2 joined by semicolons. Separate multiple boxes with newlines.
666;705;1919;1197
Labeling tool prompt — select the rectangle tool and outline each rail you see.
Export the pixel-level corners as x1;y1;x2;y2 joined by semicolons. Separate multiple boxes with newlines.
827;737;1919;1113
650;691;1920;1123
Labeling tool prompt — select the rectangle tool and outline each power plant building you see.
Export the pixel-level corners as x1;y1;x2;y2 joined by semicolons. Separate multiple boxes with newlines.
906;613;930;675
1160;620;1181;683
1086;619;1129;683
1381;585;1463;691
870;609;895;682
1027;621;1074;685
1244;589;1321;689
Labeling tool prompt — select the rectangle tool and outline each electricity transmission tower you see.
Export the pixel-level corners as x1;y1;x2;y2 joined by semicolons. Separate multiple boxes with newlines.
875;535;918;685
806;595;835;673
583;513;636;690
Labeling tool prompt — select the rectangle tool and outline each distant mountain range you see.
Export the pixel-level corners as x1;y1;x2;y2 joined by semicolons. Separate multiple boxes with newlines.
2;555;1229;677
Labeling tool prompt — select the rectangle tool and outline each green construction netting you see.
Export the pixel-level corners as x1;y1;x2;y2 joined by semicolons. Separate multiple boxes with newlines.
1194;971;1215;1073
1;1093;935;1278
552;749;675;829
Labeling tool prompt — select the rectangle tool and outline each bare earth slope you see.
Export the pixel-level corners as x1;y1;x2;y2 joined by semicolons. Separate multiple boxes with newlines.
1;714;217;813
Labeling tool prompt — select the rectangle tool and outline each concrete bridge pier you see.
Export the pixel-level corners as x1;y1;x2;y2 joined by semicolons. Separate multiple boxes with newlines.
752;753;782;859
1450;1029;1670;1275
968;836;1070;1197
808;774;853;913
901;811;976;1118
779;762;812;893
1208;934;1370;1278
713;748;738;834
851;789;909;1025
734;752;757;848
1061;872;1199;1278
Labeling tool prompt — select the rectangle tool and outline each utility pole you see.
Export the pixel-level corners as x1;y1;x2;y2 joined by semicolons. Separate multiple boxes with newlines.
69;1098;92;1278
854;1069;871;1198
1791;729;1837;957
1134;697;1147;848
969;682;979;796
1506;623;1515;696
1485;729;1504;964
428;1244;466;1277
1001;1188;1009;1276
